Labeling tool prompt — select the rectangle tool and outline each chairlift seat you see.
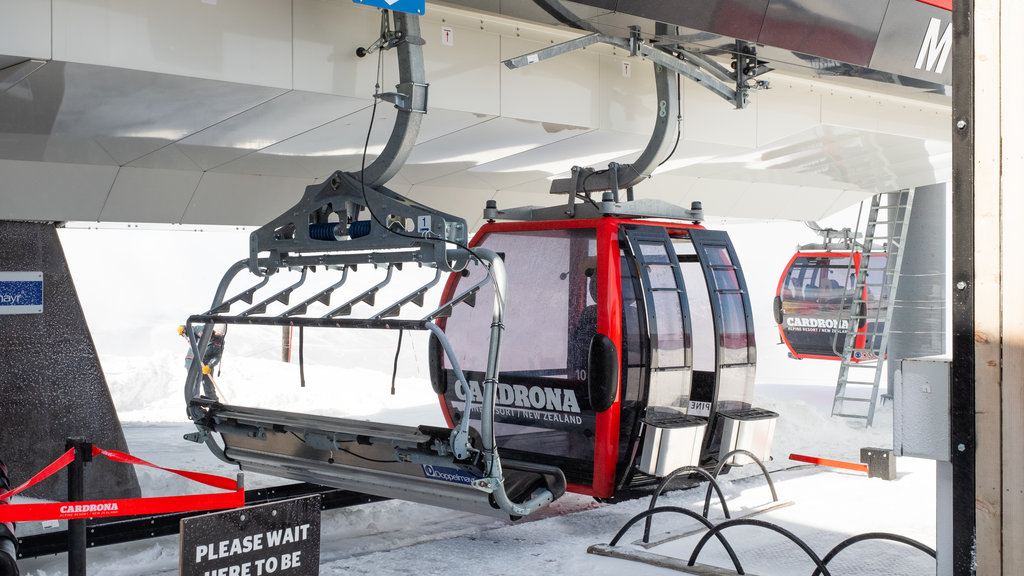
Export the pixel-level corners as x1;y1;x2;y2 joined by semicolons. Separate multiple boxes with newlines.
189;398;566;519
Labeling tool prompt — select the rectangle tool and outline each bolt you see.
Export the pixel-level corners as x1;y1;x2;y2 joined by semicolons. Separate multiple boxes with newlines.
956;281;967;290
957;120;967;130
958;443;966;452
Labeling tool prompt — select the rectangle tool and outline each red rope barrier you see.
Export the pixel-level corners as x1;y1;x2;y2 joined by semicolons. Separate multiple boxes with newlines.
789;453;869;474
0;445;244;522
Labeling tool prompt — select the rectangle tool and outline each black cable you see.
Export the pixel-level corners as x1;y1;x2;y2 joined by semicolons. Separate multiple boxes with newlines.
391;328;403;395
574;192;600;208
299;325;305;388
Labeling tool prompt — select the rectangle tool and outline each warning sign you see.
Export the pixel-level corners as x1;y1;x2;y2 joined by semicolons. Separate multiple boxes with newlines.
180;495;321;576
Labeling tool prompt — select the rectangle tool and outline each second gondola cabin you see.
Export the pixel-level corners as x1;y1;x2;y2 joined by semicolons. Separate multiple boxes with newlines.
773;251;888;362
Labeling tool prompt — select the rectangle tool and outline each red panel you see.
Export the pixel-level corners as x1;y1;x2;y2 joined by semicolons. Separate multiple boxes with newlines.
916;0;951;11
590;219;623;497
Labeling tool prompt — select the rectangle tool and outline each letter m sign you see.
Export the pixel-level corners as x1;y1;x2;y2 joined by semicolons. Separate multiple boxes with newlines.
915;17;952;74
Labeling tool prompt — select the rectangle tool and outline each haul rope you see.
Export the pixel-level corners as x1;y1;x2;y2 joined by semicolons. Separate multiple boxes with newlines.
0;445;244;522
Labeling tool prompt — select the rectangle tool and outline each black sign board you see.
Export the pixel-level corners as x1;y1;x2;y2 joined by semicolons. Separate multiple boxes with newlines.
180;495;321;576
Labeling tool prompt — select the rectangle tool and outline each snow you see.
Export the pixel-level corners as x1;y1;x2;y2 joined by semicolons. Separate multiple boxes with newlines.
11;222;938;575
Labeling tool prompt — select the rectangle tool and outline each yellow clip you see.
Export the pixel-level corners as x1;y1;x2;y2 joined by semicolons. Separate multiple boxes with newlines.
177;325;186;336
202;365;212;375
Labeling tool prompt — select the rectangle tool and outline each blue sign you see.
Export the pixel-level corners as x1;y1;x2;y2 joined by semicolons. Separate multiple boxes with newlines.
352;0;424;15
0;272;43;314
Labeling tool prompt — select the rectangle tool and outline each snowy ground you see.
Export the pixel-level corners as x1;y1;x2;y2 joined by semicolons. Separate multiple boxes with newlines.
14;360;938;576
11;222;941;574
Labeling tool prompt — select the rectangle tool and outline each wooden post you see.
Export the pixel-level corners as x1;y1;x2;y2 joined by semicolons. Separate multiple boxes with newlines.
997;0;1024;571
957;0;1024;572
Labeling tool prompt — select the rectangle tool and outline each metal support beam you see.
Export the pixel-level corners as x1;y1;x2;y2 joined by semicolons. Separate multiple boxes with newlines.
504;25;768;202
359;11;427;188
950;0;976;574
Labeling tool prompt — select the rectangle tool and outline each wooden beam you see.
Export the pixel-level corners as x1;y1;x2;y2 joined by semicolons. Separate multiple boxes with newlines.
999;0;1024;571
970;0;1002;571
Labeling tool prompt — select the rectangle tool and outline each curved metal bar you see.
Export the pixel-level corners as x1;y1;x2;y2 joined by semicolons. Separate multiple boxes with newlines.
688;518;831;576
372;268;442;319
608;507;744;575
550;56;677;195
643;466;731;544
205;273;272;315
185;259;252;405
361;12;425;188
185;259;256;463
703;449;778;518
280;267;349;318
812;532;936;576
323;265;394;318
423;272;489;321
424;322;474;459
240;267;308;316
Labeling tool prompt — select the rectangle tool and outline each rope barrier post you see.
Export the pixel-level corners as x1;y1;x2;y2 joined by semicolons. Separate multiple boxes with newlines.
0;457;18;576
65;438;92;576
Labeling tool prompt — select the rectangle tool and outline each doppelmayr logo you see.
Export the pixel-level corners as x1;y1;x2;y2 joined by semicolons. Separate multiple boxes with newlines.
422;465;474;486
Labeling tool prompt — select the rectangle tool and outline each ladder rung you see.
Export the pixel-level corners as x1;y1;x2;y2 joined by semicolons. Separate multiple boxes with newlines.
835;393;873;401
833;413;869;419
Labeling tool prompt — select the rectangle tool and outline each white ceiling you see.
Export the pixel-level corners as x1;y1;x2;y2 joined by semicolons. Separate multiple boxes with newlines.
0;0;951;230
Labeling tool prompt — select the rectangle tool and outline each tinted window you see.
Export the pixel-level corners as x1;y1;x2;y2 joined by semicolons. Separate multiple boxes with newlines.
441;228;598;467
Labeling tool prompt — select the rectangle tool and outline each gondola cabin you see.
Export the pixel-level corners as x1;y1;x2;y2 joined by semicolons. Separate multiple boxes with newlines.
431;217;777;498
773;251;887;361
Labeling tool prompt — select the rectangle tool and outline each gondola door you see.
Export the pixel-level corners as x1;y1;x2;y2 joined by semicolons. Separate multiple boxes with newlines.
686;229;757;459
621;225;694;415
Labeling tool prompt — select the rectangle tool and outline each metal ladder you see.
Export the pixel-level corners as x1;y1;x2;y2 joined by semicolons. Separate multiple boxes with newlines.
832;189;915;426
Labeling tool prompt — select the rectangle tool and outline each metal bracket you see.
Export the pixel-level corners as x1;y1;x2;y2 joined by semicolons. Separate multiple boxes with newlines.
356;9;425;58
503;31;768;110
378;81;428;113
248;170;468;275
798;220;861;251
504;24;772;202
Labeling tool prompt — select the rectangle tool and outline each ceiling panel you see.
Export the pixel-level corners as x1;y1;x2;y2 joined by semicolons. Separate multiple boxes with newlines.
176;91;370;171
0;0;50;60
0;159;117;221
98;167;202;223
182;172;316;226
402;116;592;185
